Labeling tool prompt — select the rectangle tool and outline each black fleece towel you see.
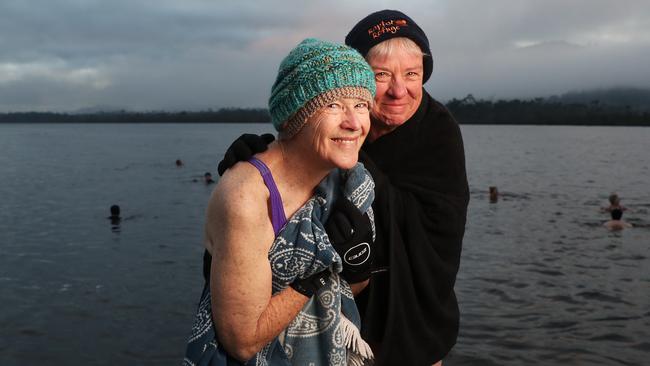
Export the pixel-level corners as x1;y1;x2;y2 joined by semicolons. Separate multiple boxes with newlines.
358;90;470;365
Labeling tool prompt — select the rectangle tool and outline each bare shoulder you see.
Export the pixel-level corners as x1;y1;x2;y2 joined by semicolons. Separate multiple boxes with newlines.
210;162;266;210
205;162;273;253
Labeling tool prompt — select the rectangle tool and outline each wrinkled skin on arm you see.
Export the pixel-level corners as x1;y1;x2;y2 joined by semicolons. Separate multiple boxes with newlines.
206;164;308;362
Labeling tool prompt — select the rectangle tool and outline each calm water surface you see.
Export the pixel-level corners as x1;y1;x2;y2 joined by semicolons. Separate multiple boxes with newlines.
1;123;648;365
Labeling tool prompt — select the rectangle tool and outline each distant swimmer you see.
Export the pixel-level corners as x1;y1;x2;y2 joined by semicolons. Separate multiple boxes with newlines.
602;193;627;213
108;204;121;231
176;159;184;167
109;204;121;221
204;172;215;184
489;186;499;203
604;209;632;231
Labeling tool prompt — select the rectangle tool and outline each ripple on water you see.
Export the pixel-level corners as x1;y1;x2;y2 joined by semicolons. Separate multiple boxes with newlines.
526;268;566;277
607;254;647;261
495;312;546;320
484;288;528;305
540;320;580;329
576;291;633;305
537;280;559;288
446;353;502;366
478;277;511;285
591;315;643;322
19;329;45;337
574;263;610;270
540;294;584;305
588;333;634;343
151;260;176;265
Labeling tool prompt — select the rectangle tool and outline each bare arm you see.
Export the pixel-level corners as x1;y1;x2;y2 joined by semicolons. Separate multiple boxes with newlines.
206;171;309;362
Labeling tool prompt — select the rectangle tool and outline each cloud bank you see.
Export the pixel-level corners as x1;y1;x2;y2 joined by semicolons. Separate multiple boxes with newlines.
1;0;649;111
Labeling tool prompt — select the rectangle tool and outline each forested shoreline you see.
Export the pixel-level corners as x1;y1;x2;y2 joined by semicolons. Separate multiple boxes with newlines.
0;108;270;124
446;95;650;126
3;92;650;126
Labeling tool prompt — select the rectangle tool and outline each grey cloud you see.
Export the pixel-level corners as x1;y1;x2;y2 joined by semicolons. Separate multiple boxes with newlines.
435;0;650;48
429;39;650;100
1;0;650;111
0;0;305;63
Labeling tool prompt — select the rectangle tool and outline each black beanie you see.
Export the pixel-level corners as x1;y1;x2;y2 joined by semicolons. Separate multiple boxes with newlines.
345;10;433;83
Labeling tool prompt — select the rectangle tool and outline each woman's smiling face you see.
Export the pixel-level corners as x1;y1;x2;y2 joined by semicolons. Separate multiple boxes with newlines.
295;97;371;170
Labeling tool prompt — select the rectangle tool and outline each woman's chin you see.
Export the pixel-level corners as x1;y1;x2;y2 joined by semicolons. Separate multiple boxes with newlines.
333;157;358;170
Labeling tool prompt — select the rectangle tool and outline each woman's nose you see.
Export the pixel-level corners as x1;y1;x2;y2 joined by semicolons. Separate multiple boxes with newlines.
341;108;361;130
387;76;407;98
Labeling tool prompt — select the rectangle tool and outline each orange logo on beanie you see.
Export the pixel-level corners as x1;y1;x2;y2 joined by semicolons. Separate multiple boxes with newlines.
367;19;408;39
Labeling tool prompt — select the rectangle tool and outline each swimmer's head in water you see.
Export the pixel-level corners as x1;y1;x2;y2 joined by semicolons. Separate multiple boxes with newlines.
110;204;120;217
611;208;623;220
608;193;619;205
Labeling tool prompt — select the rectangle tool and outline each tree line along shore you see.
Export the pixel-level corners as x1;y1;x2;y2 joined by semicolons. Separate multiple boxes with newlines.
3;93;650;126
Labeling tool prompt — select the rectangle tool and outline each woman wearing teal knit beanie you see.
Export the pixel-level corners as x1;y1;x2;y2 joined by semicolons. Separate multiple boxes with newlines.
185;38;377;365
269;38;376;139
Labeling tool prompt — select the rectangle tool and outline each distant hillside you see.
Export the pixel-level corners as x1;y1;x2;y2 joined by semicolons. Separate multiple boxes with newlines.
548;87;650;111
2;88;649;125
446;88;650;126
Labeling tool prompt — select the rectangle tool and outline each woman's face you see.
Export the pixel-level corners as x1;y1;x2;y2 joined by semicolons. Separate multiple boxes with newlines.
296;97;371;170
368;50;423;130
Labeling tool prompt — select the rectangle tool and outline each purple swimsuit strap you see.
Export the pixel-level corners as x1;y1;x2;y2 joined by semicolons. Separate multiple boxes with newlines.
247;157;288;236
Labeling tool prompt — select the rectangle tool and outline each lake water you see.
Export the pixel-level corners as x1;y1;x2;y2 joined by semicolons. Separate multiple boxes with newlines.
1;123;648;366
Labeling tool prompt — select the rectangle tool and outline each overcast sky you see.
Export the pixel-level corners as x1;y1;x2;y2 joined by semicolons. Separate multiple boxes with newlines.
1;0;649;112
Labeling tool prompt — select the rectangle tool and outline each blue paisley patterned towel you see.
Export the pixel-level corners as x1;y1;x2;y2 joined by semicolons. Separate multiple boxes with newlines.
184;163;375;366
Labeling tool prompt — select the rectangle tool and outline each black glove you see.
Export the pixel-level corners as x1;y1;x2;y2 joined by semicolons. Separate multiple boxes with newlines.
290;270;331;298
325;198;374;284
217;133;275;176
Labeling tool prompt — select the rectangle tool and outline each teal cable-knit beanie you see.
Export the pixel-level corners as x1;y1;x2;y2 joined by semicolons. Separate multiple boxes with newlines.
269;38;376;139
